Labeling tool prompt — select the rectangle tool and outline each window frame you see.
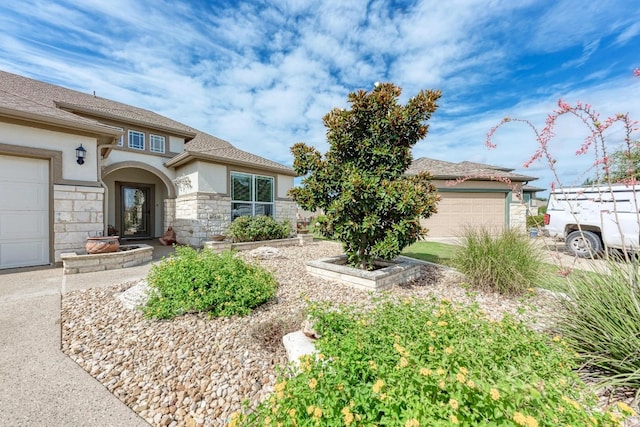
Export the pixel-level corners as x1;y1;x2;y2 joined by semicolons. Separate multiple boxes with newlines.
231;172;275;220
128;130;145;150
149;134;165;153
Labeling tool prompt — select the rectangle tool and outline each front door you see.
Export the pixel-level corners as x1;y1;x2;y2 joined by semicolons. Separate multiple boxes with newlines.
119;184;153;239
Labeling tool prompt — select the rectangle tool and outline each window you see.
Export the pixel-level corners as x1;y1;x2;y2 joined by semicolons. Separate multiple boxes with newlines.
231;172;274;220
150;134;165;153
128;130;145;150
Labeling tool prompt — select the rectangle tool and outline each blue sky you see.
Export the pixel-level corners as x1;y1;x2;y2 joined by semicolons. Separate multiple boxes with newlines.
1;0;639;195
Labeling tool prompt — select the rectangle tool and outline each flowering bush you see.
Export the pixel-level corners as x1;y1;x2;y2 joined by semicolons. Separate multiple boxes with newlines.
232;298;631;426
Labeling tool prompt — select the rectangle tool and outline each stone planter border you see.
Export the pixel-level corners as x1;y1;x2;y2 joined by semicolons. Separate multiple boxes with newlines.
306;255;423;291
204;234;314;253
60;244;153;275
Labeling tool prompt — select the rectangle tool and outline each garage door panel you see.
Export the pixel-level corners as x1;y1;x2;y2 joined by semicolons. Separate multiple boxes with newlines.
422;192;505;237
0;184;48;211
0;155;49;269
0;213;48;239
0;240;49;269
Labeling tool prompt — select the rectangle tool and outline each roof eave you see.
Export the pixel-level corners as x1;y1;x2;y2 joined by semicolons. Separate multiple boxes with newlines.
55;101;198;140
0;106;123;137
165;151;295;176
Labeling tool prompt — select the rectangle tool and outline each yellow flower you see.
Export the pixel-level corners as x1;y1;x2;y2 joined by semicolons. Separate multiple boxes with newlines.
450;414;459;424
466;379;475;388
459;367;468;375
228;412;240;427
394;342;410;357
617;401;637;415
274;380;287;392
553;335;561;342
419;367;432;376
372;379;385;393
309;378;318;389
561;396;580;410
490;388;500;400
405;419;419;427
307;405;315;415
445;347;453;354
317;353;325;360
524;415;538;427
288;408;296;418
438;379;446;389
369;360;377;370
437;321;448;327
513;412;527;426
426;320;433;326
436;368;445;376
276;390;284;400
429;331;436;338
456;373;466;383
313;407;322;418
336;383;344;392
398;357;409;368
429;346;435;353
341;407;354;426
449;399;459;410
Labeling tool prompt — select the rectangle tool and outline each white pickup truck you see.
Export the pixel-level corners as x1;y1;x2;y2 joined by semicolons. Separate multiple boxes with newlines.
544;185;640;257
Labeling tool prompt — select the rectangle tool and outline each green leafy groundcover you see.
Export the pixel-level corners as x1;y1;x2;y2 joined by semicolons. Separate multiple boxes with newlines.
232;298;633;426
143;246;277;319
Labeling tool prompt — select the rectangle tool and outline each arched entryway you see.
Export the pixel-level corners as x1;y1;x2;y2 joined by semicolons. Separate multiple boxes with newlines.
102;162;175;240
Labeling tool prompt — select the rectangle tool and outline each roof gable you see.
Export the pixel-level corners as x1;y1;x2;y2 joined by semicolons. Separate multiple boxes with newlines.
407;157;536;182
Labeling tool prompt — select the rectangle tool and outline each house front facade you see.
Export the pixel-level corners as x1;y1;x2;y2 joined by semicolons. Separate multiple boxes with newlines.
406;158;538;237
0;71;296;270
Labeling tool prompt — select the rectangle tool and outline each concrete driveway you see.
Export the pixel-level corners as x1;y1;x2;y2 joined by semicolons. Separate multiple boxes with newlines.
0;241;174;426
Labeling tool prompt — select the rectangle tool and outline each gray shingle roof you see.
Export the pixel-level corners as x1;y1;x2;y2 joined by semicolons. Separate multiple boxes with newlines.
0;70;294;175
407;157;537;182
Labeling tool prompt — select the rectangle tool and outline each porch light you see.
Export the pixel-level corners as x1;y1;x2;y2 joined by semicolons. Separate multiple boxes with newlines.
76;144;86;165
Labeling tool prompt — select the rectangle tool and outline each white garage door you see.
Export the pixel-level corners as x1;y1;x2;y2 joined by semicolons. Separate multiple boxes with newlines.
421;192;506;238
0;155;49;269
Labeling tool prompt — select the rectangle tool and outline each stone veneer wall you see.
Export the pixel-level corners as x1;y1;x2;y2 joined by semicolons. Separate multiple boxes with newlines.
275;200;298;229
172;193;299;247
53;184;104;262
173;192;232;247
163;198;176;231
509;202;527;233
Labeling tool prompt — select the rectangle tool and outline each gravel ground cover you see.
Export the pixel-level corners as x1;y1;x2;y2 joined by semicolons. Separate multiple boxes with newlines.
61;240;636;426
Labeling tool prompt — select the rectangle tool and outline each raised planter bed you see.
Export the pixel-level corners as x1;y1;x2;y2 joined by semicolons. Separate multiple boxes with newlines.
60;244;153;275
204;234;314;253
306;255;423;291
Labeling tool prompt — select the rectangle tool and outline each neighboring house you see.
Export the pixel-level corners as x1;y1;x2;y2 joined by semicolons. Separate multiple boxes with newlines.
406;158;538;237
523;184;546;216
0;70;296;269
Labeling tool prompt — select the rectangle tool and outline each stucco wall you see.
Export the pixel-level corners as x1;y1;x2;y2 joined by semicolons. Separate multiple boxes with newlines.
0;122;98;182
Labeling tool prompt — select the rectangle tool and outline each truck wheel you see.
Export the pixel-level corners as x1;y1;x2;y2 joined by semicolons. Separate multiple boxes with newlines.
566;230;603;258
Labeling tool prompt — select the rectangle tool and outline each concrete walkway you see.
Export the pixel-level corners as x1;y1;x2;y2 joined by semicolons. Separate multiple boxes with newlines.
0;242;174;427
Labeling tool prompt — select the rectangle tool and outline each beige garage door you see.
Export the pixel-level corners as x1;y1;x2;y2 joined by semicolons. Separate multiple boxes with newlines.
0;155;49;269
421;192;506;238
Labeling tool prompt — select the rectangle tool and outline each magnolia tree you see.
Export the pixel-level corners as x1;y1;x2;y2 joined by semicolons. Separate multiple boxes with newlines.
289;83;441;270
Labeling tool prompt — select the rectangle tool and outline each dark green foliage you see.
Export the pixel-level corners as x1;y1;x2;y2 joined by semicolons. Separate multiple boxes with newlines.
143;246;277;319
226;215;291;243
289;83;441;270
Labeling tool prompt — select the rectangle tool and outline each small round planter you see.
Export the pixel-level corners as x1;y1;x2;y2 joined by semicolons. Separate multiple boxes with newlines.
85;236;120;254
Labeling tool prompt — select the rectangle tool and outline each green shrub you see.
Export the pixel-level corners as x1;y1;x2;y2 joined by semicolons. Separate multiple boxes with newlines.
143;246;277;319
452;227;543;295
557;259;640;388
526;214;545;229
232;298;627;426
226;215;291;243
